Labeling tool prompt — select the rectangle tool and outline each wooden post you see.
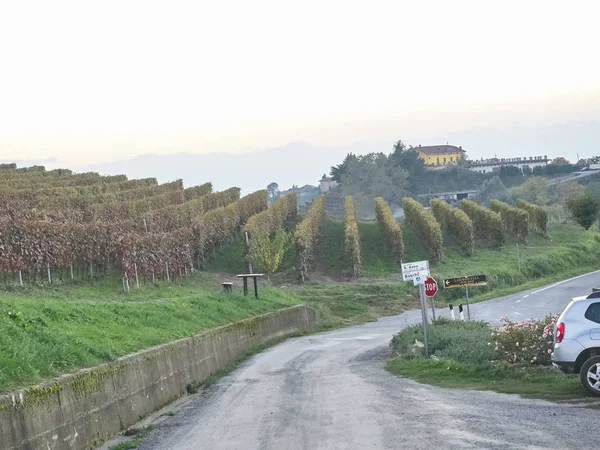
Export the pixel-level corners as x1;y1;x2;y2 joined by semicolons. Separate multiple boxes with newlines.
243;277;248;296
70;263;74;280
152;271;156;284
134;263;140;289
165;262;170;282
90;262;93;278
253;276;259;299
47;263;52;283
245;231;253;274
18;270;23;287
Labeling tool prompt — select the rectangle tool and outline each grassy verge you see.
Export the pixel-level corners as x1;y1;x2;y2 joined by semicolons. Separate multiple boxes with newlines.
386;358;587;402
291;283;418;330
387;319;590;402
0;273;418;391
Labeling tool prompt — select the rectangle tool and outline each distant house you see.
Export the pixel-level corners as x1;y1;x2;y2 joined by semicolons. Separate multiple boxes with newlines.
428;190;478;205
416;145;466;167
280;184;320;206
319;175;338;193
468;156;549;174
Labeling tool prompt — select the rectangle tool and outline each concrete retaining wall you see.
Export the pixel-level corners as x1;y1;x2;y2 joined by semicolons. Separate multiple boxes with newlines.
0;305;317;450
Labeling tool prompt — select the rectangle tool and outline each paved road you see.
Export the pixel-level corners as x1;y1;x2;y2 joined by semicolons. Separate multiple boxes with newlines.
138;271;600;450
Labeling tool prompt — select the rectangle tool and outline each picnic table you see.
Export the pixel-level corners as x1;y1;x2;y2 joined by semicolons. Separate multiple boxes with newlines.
236;273;264;298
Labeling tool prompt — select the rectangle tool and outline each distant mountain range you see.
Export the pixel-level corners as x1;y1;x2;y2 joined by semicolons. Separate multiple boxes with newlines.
2;121;599;195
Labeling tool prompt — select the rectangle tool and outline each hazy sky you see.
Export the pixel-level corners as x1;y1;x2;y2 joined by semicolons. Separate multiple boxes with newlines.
1;0;599;166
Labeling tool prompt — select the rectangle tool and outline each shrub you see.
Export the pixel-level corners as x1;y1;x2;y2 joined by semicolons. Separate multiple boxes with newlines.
490;200;529;243
430;199;474;255
492;314;560;366
516;199;548;235
344;197;362;277
568;193;600;230
390;318;494;364
374;197;404;263
460;199;504;247
402;197;443;260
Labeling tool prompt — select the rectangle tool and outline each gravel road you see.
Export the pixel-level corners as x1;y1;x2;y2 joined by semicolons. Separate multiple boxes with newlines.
136;270;600;450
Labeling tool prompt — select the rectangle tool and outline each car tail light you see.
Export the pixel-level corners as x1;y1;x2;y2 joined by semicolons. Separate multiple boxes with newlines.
556;322;565;343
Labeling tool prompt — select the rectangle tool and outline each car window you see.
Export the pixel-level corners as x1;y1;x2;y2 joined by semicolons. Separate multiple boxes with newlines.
585;302;600;324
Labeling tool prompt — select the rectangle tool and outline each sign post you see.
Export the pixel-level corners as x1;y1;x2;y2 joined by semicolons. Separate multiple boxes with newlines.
402;260;430;357
424;277;438;320
443;275;487;321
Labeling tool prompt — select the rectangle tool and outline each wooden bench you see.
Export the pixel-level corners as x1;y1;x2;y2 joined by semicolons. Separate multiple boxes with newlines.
236;274;264;298
221;282;233;293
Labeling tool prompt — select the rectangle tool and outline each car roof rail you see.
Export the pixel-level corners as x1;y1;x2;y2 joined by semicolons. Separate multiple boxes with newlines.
586;291;600;299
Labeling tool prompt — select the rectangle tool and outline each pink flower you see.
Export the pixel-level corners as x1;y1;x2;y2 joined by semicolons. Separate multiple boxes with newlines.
547;349;552;354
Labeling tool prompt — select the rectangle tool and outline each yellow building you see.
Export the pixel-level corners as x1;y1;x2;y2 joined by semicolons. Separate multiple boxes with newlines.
416;144;466;167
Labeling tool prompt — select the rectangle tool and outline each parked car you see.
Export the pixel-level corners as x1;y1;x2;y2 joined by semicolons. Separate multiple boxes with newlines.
552;290;600;396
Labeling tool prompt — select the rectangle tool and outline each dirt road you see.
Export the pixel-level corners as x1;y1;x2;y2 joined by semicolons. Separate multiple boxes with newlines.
137;271;600;449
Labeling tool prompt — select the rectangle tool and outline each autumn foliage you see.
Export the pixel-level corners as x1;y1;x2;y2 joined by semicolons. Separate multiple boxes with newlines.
374;197;403;263
460;199;504;248
345;197;362;277
490;200;529;243
0;166;268;287
430;199;474;255
295;195;326;281
402;197;443;260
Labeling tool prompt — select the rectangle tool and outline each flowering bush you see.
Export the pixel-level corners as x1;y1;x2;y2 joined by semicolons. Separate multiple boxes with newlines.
492;314;560;366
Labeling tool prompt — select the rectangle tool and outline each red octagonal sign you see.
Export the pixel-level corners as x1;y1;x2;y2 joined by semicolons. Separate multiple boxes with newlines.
425;277;438;297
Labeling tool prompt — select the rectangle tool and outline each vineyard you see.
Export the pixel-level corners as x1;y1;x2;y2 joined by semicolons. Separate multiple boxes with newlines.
0;165;268;288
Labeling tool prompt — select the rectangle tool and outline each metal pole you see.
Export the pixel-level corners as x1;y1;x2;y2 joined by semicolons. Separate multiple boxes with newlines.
430;296;436;321
419;283;429;357
70;263;74;280
18;270;23;287
47;263;51;283
465;286;471;321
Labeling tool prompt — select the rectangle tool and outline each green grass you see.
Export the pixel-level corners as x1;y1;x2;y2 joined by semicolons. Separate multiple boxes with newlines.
387;318;591;402
0;274;300;391
291;283;418;330
386;358;588;402
0;273;419;392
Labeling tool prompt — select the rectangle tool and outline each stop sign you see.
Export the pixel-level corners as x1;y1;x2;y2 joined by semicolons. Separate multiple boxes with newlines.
425;277;438;297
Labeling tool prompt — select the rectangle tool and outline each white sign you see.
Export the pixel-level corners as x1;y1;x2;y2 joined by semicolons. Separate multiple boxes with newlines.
413;274;427;286
401;260;429;274
402;269;430;282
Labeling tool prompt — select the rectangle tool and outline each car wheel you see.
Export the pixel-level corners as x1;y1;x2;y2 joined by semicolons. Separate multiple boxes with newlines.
579;356;600;396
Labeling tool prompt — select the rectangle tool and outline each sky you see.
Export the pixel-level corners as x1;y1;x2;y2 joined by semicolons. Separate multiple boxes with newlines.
1;0;600;167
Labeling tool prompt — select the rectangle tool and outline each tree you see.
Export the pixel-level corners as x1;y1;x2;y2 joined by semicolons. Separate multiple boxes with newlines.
246;227;289;283
340;153;409;206
330;153;359;182
568;194;600;230
477;176;511;206
389;140;426;176
267;182;280;202
552;157;570;165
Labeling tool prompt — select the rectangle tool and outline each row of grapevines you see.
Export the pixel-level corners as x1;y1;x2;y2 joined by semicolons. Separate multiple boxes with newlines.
374;197;404;263
460;200;504;247
295;195;325;281
402;197;443;260
490;200;529;243
517;199;548;235
345;197;362;277
245;194;298;271
146;187;240;232
430;199;474;255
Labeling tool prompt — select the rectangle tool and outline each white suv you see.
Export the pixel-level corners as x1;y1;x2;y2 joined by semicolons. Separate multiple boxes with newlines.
551;291;600;396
